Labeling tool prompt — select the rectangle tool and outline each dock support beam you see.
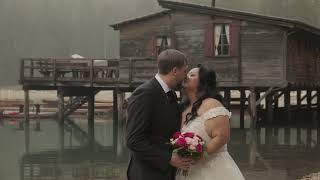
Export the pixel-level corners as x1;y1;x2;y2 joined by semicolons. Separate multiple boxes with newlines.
88;92;95;147
248;88;257;131
224;89;231;110
24;88;30;123
240;89;246;129
116;91;126;159
284;89;291;123
113;89;119;152
58;91;64;122
266;92;273;124
317;88;320;124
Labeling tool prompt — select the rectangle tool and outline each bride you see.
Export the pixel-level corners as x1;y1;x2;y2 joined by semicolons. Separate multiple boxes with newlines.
176;65;245;180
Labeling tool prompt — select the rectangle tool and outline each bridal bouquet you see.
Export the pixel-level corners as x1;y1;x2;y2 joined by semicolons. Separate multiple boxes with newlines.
169;131;205;176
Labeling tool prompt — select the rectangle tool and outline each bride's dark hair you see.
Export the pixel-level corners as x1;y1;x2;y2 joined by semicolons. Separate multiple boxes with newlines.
181;64;224;125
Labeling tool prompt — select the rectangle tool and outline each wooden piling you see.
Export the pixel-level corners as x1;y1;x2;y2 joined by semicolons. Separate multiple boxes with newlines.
24;89;30;123
113;89;119;152
256;90;261;121
266;92;273;124
240;89;246;129
224;89;231;110
248;88;257;131
58;91;64;122
24;122;30;154
284;89;291;122
307;89;312;110
88;92;95;146
116;91;126;159
317;88;320;124
297;90;302;107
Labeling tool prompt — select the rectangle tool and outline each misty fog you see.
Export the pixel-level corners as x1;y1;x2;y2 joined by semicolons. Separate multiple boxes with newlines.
0;0;319;85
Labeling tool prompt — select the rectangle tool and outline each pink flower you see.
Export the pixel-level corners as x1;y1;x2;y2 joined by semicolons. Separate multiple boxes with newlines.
191;139;199;146
196;135;203;141
185;137;193;145
173;132;182;139
183;132;195;138
176;137;187;147
196;144;203;153
189;145;196;151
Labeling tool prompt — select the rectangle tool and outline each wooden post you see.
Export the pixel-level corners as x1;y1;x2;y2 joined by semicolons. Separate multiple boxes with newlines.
317;88;320;124
24;89;30;123
30;60;34;78
59;123;65;152
113;89;119;152
297;90;302;107
307;89;312;110
256;90;261;121
249;130;257;166
266;92;273;124
58;91;64;122
20;59;25;83
273;92;279;121
34;104;41;131
224;89;231;110
240;90;246;129
248;88;257;131
284;89;291;123
88;92;95;147
117;91;126;159
24;121;30;154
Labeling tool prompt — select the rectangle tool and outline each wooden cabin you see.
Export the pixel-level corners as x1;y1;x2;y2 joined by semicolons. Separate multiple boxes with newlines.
111;0;320;89
110;0;320;127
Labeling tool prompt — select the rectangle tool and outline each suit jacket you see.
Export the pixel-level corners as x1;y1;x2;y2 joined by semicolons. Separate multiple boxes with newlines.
126;77;181;180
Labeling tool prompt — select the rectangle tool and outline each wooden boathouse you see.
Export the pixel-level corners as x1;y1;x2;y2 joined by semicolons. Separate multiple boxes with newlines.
110;0;320;127
19;0;320;150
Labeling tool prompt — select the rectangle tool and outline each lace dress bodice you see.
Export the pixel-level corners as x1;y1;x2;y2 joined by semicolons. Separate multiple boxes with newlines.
181;106;231;153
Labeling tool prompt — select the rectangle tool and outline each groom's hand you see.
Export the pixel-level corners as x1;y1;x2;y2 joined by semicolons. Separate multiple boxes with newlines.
169;154;194;169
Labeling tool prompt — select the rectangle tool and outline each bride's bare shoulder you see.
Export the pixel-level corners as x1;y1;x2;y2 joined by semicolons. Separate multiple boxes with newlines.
199;98;224;113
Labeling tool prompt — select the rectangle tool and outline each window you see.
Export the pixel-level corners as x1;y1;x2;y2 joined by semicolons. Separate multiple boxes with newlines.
156;36;171;55
214;24;230;56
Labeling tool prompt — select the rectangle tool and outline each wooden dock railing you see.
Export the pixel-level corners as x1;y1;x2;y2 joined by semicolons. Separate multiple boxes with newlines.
19;58;157;88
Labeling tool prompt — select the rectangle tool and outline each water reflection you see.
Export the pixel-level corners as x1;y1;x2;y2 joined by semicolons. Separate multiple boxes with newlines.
229;127;320;180
19;119;127;180
0;118;319;180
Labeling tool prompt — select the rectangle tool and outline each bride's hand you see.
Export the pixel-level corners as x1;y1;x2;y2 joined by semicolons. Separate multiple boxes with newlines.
170;154;193;169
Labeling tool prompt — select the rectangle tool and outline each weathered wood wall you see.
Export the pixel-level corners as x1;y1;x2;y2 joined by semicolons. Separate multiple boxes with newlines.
118;10;290;87
287;32;320;86
119;14;171;58
240;21;286;87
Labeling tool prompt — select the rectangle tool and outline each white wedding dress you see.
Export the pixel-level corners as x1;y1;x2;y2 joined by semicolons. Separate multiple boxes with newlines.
176;107;245;180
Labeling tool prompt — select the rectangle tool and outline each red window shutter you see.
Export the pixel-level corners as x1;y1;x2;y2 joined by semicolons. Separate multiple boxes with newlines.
230;21;240;57
204;23;214;57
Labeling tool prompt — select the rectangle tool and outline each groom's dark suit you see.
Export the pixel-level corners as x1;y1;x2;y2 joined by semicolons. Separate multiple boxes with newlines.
126;77;181;180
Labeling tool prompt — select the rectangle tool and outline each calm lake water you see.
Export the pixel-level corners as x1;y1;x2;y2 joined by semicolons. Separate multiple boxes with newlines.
0;118;319;180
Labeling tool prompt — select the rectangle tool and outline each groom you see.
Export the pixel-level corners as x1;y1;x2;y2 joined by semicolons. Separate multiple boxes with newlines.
126;49;192;180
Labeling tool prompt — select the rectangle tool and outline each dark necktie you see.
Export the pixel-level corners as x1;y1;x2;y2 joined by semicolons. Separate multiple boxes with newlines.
166;90;178;103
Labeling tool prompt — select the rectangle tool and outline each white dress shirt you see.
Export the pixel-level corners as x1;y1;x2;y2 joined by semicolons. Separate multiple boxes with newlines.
155;73;170;93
